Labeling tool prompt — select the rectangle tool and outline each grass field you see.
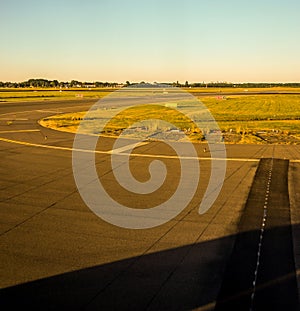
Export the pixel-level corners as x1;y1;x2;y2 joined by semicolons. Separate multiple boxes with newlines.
40;93;300;144
1;86;300;102
0;88;114;102
1;86;299;144
201;95;300;120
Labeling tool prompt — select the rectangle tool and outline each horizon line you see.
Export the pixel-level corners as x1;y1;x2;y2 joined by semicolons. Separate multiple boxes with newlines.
1;78;300;85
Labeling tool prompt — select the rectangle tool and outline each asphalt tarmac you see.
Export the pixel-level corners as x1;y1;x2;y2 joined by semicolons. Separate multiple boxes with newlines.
215;158;299;310
0;99;299;310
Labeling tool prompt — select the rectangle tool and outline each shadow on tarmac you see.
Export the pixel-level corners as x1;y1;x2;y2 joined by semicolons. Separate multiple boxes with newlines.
1;159;300;310
1;224;299;310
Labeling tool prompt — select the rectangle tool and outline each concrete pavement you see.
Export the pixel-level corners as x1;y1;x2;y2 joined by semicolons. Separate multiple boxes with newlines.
0;99;299;310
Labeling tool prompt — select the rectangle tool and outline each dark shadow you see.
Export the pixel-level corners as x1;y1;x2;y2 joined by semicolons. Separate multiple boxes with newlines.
0;225;299;311
1;158;299;310
215;158;299;310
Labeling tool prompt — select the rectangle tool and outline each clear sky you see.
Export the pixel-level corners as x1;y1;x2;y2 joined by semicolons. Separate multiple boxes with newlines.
1;0;299;83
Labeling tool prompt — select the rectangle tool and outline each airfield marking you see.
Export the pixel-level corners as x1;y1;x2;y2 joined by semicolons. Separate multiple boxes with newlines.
109;141;149;154
0;118;29;121
0;110;42;117
35;109;63;113
0;104;92;118
215;158;298;309
0;136;260;162
0;129;40;134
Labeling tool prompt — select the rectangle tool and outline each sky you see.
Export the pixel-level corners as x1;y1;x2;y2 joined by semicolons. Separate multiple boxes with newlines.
0;0;300;83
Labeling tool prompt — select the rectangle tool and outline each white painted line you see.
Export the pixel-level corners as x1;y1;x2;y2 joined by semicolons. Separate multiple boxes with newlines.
0;104;90;118
0;136;260;162
0;118;28;121
0;137;98;153
0;110;38;117
57;104;92;111
109;142;149;154
0;129;40;134
36;110;62;113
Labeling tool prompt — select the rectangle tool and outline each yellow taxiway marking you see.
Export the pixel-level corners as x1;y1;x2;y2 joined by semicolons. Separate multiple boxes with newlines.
0;129;40;134
0;136;262;162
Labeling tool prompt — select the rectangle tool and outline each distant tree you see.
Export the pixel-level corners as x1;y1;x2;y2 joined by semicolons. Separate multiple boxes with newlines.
70;80;82;87
59;81;67;88
50;80;59;87
125;81;130;86
95;81;104;87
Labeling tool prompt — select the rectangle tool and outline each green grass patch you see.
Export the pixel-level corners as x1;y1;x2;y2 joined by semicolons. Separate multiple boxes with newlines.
40;94;300;144
0;88;114;102
200;95;300;121
1;86;300;102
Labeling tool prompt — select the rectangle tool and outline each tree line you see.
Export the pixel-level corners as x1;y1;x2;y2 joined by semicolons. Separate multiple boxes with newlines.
172;81;300;88
0;79;299;88
0;79;119;88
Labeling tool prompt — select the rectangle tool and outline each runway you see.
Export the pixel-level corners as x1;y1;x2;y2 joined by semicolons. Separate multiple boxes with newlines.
0;99;299;309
